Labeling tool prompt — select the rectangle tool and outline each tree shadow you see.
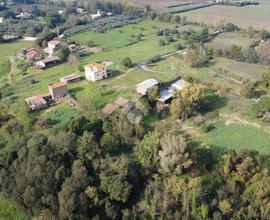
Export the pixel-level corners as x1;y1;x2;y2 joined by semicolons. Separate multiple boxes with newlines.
201;92;228;113
69;87;84;96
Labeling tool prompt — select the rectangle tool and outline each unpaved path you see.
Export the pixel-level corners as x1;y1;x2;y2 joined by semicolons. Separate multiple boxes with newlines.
8;56;16;84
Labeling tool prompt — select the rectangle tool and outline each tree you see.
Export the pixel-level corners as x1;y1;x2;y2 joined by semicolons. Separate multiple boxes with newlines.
170;84;205;119
174;43;184;51
262;70;270;87
148;85;159;102
159;39;165;46
253;96;270;120
100;132;120;154
260;29;270;41
99;157;133;203
240;82;255;99
242;48;258;63
224;23;238;32
186;45;210;68
226;45;245;62
58;160;90;219
121;57;133;68
136;131;161;168
158;133;193;175
56;46;70;61
219;200;233;216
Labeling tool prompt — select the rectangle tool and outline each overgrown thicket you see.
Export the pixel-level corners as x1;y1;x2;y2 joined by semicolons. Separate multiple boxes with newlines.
0;103;270;220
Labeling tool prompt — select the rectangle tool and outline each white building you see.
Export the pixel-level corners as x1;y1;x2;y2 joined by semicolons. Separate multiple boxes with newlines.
0;17;5;23
90;10;104;20
15;12;31;19
85;63;107;81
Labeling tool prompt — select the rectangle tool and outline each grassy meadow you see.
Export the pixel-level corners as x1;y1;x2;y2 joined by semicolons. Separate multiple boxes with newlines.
199;124;270;154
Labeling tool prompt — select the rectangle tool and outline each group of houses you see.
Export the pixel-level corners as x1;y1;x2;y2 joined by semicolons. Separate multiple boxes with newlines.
25;73;81;111
25;82;68;111
136;78;189;105
25;60;110;111
34;39;81;69
102;97;147;124
19;47;43;63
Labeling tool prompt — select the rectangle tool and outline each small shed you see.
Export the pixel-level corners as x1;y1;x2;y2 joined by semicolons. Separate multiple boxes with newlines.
102;103;118;115
114;97;129;107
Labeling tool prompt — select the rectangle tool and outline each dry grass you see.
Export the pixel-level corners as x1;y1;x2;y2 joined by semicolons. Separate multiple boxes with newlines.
178;2;270;30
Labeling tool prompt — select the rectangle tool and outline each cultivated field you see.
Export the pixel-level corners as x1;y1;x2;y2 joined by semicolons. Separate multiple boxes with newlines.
178;1;270;30
106;0;208;11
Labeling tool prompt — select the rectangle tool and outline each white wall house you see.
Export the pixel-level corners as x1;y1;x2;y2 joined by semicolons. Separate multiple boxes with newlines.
85;63;107;82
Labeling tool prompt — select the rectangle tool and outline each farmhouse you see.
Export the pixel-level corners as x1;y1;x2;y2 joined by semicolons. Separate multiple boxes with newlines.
68;44;81;52
25;93;51;111
60;74;81;83
36;56;60;69
22;48;42;62
136;79;159;95
47;39;64;54
85;63;107;81
48;82;68;100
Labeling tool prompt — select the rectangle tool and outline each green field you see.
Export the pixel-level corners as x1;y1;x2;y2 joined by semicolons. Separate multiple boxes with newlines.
0;40;33;84
199;124;270;154
0;197;29;220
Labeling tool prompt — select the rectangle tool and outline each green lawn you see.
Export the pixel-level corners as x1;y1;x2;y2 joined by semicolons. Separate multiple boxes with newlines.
0;58;10;84
199;124;270;154
44;103;81;123
0;197;29;220
0;40;33;84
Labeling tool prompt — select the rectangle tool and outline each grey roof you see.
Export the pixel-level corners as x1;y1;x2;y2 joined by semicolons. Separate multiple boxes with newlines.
41;56;60;63
158;88;173;102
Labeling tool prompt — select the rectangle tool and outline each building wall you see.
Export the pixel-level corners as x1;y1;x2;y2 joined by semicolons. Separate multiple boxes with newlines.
85;66;107;81
49;86;68;99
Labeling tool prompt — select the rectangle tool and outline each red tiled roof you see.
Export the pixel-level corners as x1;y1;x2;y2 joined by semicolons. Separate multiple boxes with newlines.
49;82;67;89
102;103;118;115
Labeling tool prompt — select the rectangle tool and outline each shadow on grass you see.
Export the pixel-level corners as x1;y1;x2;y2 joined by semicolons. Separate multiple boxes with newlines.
201;92;228;113
69;87;84;96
